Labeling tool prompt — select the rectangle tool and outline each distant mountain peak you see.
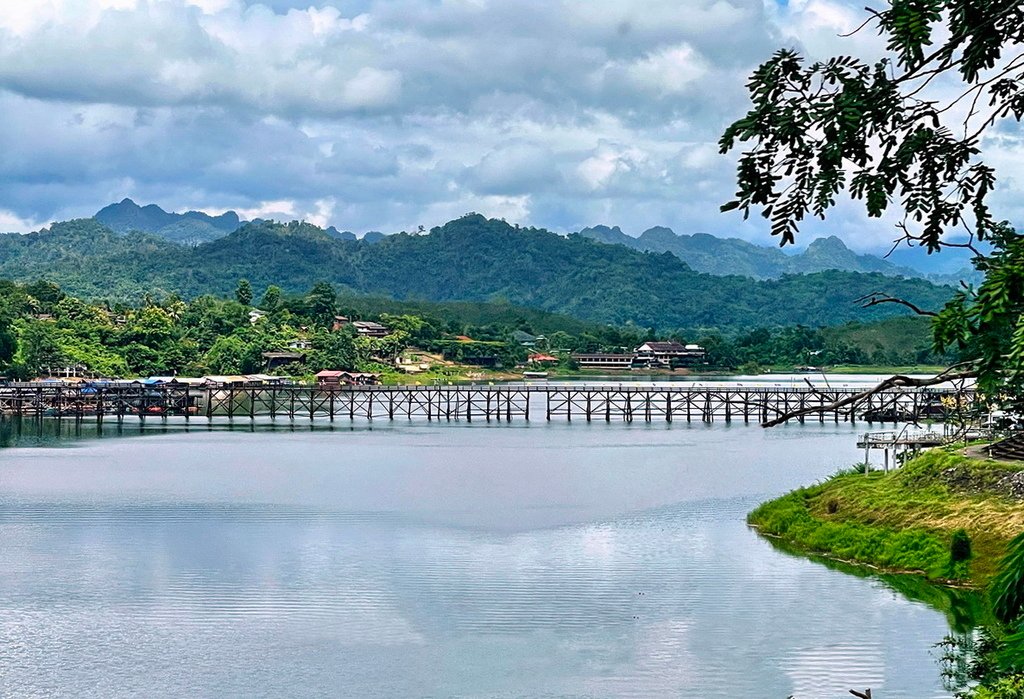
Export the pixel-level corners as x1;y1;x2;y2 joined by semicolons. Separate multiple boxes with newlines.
805;235;850;253
93;199;244;245
578;224;925;281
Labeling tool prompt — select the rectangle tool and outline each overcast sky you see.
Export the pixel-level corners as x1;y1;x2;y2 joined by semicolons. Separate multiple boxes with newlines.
1;0;1021;252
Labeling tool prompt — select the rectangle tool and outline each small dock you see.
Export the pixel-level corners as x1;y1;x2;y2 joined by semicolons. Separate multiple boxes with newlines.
857;430;946;473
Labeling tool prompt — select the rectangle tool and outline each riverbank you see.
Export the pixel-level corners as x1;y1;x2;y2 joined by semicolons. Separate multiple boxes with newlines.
748;450;1024;586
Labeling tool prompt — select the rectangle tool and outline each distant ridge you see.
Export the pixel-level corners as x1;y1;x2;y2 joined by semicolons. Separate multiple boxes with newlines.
577;224;925;280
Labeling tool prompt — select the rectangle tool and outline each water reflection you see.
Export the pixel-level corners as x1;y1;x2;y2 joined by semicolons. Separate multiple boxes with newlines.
0;417;964;697
762;535;991;631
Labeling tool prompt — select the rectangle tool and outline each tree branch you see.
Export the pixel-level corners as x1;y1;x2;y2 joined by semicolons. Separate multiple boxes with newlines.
855;292;939;317
761;365;978;427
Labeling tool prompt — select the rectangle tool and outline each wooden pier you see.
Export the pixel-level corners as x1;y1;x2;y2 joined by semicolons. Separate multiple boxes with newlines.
0;382;975;425
857;430;947;473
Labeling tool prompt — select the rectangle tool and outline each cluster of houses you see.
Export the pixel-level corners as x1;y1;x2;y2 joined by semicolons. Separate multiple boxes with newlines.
570;341;706;370
16;373;381;389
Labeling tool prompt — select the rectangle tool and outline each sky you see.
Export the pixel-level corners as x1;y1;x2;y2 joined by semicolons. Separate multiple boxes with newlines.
1;0;1022;254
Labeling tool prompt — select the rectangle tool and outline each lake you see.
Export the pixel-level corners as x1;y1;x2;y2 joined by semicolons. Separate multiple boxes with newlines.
0;416;965;697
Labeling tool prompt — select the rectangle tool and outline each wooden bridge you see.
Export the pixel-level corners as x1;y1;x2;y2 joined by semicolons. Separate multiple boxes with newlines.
0;382;976;425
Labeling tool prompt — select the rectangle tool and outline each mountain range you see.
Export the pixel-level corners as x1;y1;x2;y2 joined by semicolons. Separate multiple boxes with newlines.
0;212;954;333
87;200;979;284
577;225;924;280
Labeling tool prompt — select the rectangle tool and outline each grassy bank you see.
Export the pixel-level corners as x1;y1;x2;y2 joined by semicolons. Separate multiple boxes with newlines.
748;450;1024;586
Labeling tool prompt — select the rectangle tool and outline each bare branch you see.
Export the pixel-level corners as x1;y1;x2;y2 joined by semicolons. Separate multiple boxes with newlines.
761;365;978;427
855;292;939;317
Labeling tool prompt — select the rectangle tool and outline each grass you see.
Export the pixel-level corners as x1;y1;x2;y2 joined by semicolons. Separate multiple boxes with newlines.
749;450;1024;586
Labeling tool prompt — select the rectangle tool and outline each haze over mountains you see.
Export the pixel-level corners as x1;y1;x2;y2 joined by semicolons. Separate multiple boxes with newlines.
0;209;955;333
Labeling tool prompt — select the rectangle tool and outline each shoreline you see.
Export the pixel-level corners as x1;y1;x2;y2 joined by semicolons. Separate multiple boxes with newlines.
746;450;1024;588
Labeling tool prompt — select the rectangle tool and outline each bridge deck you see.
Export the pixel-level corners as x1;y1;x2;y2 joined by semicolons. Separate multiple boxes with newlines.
0;382;976;425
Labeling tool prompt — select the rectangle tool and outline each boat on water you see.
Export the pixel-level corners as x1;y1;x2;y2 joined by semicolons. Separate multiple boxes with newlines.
522;371;549;379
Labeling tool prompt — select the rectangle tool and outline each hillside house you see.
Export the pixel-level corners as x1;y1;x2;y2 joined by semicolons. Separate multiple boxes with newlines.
353;321;389;338
333;316;390;337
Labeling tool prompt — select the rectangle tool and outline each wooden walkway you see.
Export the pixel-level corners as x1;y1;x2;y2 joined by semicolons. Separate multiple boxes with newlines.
0;382;975;425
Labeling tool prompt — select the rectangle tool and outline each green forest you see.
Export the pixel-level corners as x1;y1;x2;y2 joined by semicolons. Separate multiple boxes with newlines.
0;214;955;334
0;276;954;381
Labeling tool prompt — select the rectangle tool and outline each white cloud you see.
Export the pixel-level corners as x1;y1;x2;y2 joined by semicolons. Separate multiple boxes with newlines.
614;44;708;97
341;67;403;109
0;209;50;234
234;199;298;220
0;0;1018;255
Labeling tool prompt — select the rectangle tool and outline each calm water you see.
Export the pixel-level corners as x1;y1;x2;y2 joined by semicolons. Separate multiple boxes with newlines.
0;416;968;697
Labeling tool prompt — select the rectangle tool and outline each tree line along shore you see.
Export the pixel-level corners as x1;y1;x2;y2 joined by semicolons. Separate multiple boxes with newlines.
0;278;954;384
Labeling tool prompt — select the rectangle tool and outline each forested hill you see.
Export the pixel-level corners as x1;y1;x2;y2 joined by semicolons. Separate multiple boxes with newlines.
577;224;923;280
0;215;953;333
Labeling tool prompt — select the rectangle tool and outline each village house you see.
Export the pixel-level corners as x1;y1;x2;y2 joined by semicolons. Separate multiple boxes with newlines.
315;370;381;388
332;316;390;337
248;309;267;325
634;341;706;368
353;321;389;338
571;353;634;370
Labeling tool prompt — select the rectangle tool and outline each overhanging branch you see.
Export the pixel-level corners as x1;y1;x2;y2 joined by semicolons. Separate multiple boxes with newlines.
855;291;938;317
761;366;978;427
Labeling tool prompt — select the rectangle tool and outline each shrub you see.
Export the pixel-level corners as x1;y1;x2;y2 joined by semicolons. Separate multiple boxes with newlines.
951;529;973;563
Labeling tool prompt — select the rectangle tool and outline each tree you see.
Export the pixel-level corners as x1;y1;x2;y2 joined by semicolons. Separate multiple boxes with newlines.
260;285;281;311
235;279;253;306
203;335;248;374
721;0;1024;422
16;319;65;375
307;281;337;327
309;328;356;371
0;315;15;368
